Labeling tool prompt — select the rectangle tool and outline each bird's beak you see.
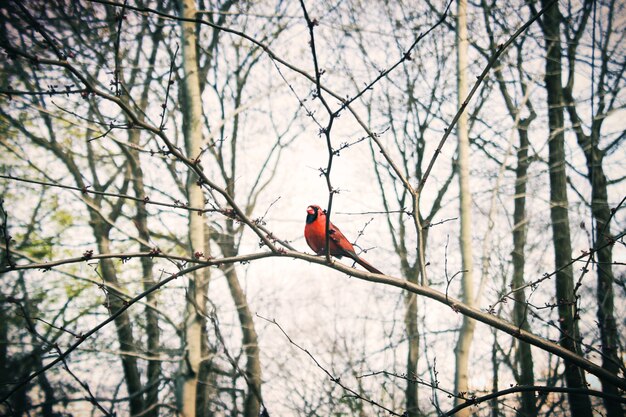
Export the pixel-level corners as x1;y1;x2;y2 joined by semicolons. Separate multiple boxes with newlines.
306;207;315;215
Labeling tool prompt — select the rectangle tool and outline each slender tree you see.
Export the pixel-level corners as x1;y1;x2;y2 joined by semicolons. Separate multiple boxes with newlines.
480;4;539;413
561;1;624;414
535;0;592;415
178;0;212;414
454;0;476;412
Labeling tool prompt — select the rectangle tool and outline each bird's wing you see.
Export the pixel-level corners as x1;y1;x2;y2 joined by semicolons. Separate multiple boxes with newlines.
328;222;359;257
328;222;349;244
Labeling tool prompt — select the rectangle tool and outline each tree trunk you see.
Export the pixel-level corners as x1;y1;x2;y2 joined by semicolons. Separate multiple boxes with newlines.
128;130;161;417
541;2;592;415
585;141;622;416
454;0;476;412
179;0;211;415
490;331;499;417
225;265;262;416
219;236;262;417
404;273;420;417
511;124;538;417
93;221;145;415
404;197;428;417
564;82;624;417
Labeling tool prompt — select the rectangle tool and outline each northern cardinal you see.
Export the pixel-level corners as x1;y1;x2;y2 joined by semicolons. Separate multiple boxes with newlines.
304;204;382;274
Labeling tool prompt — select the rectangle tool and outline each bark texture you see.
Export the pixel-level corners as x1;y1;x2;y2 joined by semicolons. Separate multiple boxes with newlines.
179;0;211;414
511;123;538;417
541;1;592;415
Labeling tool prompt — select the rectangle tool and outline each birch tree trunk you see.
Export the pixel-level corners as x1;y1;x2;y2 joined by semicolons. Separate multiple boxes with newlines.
179;0;211;415
454;0;476;412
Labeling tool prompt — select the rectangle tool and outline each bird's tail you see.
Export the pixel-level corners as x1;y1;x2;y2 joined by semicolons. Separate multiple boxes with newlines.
351;254;383;275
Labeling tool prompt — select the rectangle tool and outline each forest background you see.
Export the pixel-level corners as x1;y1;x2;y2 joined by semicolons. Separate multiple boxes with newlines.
0;0;624;416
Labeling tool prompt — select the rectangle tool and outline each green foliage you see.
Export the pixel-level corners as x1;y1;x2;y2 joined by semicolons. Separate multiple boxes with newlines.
51;209;74;228
16;235;54;259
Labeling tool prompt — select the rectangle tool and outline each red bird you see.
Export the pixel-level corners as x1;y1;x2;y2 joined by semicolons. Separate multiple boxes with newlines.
304;204;382;274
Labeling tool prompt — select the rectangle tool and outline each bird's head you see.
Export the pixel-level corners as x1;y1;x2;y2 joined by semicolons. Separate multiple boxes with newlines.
306;205;324;224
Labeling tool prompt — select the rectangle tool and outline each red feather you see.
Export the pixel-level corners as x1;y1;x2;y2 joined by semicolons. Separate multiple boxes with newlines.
304;205;382;275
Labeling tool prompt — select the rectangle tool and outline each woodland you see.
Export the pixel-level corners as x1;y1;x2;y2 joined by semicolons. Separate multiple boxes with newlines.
0;0;624;416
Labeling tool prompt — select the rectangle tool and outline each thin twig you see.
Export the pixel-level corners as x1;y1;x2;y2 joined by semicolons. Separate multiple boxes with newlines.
0;262;209;405
258;314;402;416
159;43;179;131
417;0;557;193
444;385;626;416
